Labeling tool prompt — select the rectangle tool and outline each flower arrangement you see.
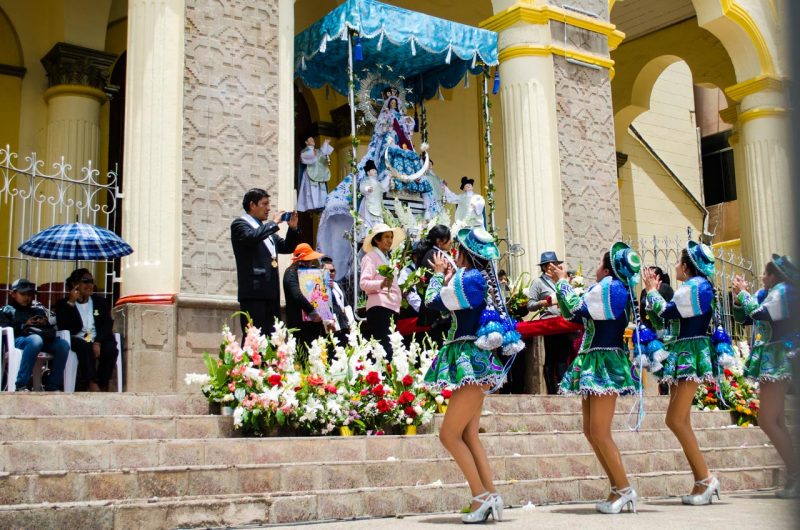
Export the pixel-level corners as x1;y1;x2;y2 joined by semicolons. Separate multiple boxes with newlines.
693;341;759;426
506;272;531;319
570;266;586;296
377;245;407;285
187;316;440;436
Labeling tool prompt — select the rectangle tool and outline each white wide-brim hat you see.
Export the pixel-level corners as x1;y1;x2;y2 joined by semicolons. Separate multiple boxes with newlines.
362;223;406;253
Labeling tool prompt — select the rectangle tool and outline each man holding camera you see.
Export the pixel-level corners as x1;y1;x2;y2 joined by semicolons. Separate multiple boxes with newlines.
0;279;69;391
231;188;299;336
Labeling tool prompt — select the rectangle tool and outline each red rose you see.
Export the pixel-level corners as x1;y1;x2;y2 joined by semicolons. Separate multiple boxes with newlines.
731;381;738;388
724;368;733;377
360;388;369;396
268;374;282;387
386;365;392;375
402;374;414;386
405;406;417;418
365;371;381;385
324;384;338;394
372;384;386;397
376;399;392;413
398;390;415;404
441;389;453;399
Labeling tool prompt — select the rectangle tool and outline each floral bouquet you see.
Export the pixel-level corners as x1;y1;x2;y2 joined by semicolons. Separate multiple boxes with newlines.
693;341;759;426
506;272;532;320
377;244;407;284
570;266;586;296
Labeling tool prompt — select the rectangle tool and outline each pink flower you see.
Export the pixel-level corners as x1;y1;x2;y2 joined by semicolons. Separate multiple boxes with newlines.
324;384;338;394
251;352;262;365
228;382;236;392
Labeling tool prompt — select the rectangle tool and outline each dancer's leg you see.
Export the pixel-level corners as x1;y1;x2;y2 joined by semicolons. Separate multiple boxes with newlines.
462;391;495;495
439;384;490;509
665;381;710;494
582;397;615;497
588;394;630;499
759;381;798;476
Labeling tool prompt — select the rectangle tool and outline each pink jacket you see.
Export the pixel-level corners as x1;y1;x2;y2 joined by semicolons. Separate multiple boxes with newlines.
360;249;402;313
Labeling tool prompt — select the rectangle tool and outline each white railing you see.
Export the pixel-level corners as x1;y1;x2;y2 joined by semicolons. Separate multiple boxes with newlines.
624;231;755;340
0;145;122;307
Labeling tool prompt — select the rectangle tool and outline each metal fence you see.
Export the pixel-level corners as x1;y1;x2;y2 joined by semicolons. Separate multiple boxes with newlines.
624;231;755;340
0;146;122;308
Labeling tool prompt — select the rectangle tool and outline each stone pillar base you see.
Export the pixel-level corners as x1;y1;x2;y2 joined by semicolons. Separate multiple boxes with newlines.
114;296;243;393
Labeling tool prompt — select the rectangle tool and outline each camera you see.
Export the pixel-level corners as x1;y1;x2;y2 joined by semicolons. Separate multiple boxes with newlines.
280;211;293;223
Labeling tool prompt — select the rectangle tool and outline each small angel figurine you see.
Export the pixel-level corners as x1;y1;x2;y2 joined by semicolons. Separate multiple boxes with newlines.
444;176;485;228
297;137;334;212
358;159;389;231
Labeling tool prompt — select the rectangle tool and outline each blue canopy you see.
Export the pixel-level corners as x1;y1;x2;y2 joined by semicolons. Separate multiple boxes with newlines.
295;0;498;102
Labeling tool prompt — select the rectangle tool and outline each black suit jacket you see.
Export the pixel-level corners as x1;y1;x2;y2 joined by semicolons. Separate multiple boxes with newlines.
231;217;299;300
53;294;114;343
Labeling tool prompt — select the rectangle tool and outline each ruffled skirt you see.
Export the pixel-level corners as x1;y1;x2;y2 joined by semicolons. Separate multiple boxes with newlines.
744;342;795;382
424;340;505;390
558;348;638;396
656;336;715;385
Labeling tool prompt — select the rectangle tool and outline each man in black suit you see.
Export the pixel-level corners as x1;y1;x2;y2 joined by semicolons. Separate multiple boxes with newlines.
53;269;117;391
231;188;299;336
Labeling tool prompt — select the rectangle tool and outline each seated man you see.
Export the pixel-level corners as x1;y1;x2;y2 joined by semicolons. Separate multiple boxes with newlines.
321;257;352;344
53;269;118;391
0;278;69;391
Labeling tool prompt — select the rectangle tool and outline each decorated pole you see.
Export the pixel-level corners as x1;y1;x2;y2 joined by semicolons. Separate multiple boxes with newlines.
347;31;361;315
481;69;496;234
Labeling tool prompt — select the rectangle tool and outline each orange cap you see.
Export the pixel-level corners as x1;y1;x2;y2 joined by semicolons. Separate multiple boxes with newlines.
292;243;324;263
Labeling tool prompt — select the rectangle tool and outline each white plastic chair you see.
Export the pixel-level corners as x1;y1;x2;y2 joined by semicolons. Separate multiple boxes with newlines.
1;326;54;392
61;330;123;392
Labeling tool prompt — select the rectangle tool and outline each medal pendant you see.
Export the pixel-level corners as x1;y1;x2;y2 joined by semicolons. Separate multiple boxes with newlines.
271;259;278;268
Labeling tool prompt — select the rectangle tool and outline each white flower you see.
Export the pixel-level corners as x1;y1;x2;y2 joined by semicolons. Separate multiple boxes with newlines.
406;417;413;425
413;404;423;415
243;367;262;382
184;373;211;386
435;395;444;405
221;393;235;402
233;406;244;427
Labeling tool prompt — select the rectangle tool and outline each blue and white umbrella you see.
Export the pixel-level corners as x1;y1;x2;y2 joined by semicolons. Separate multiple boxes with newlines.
18;223;133;261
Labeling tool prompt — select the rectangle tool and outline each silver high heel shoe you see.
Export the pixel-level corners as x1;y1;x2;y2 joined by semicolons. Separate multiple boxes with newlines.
775;473;800;499
461;492;494;524
681;475;720;505
491;493;504;521
596;486;638;514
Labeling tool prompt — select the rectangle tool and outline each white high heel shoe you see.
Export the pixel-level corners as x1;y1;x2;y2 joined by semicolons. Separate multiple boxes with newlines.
461;492;495;524
596;486;638;514
681;475;720;505
491;493;504;521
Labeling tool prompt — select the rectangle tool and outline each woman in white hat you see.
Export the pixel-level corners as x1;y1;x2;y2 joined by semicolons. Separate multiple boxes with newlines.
359;223;405;359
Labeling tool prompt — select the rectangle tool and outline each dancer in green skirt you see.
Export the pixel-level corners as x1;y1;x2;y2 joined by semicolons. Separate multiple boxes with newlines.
643;241;721;505
554;242;641;514
424;227;523;524
733;254;799;498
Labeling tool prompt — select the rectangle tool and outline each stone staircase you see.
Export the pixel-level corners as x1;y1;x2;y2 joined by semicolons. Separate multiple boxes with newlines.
0;393;786;529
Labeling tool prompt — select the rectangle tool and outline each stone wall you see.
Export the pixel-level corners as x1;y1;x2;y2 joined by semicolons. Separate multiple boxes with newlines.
552;1;621;271
172;0;281;388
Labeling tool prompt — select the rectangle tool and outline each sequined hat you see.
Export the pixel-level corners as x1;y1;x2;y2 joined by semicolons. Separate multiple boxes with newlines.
457;227;500;261
610;241;642;286
687;240;716;280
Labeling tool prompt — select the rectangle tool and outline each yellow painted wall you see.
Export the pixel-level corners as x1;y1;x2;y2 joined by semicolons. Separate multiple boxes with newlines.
619;61;704;241
631;61;703;201
0;6;22;153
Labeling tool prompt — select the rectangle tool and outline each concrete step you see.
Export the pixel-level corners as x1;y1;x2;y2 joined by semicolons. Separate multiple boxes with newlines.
0;415;234;441
0;393;210;417
427;409;738;433
0;445;781;506
0;409;739;441
0;426;773;474
0;466;781;529
0;393;677;417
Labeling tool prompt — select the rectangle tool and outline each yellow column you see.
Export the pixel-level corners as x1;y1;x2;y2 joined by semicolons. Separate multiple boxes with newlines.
487;2;566;261
120;0;184;299
40;42;116;177
725;82;789;271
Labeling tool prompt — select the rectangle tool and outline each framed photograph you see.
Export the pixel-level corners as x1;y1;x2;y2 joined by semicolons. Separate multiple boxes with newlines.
297;268;335;322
